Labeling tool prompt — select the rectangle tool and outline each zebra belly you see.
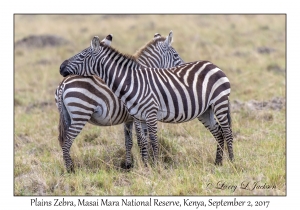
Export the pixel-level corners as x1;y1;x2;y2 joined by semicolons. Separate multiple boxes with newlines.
157;109;201;123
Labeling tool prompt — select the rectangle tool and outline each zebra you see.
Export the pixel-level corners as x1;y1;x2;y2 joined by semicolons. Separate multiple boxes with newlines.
59;34;234;168
56;32;184;172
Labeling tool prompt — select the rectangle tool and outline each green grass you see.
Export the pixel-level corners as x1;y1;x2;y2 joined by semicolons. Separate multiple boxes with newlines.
14;14;286;195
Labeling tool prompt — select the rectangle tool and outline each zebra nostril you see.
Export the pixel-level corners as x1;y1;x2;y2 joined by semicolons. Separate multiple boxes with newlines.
60;60;68;69
60;60;69;76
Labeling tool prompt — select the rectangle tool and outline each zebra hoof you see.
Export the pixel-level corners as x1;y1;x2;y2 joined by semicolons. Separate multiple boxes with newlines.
121;161;133;170
67;165;75;173
214;160;223;166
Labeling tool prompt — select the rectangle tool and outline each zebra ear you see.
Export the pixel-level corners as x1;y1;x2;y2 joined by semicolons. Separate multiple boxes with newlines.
164;30;173;47
91;36;101;50
101;34;113;46
154;33;161;39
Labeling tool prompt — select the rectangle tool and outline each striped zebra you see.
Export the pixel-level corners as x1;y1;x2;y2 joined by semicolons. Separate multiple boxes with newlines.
56;32;184;172
59;34;234;168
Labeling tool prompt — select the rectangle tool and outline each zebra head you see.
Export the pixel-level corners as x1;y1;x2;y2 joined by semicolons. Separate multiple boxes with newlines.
156;31;184;67
135;31;184;68
60;34;113;77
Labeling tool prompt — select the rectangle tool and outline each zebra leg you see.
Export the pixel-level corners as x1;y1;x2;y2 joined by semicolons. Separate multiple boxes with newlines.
58;110;89;172
146;115;159;165
198;106;225;165
63;120;90;173
62;133;75;173
134;119;148;167
141;121;148;139
123;121;134;169
222;127;234;162
214;97;234;162
122;120;147;169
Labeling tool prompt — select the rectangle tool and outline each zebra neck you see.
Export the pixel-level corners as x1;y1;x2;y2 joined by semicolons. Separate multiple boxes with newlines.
98;49;141;98
135;46;161;68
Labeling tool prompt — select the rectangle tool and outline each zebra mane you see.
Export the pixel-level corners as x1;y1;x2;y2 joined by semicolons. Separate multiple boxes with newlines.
132;37;167;60
100;42;138;64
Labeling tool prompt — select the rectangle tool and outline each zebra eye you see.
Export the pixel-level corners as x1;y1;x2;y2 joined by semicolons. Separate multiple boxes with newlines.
89;48;93;54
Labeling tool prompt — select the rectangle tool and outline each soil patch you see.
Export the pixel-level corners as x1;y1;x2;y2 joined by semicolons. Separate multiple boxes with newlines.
25;101;53;113
15;34;69;49
231;97;285;112
257;46;276;54
267;64;285;74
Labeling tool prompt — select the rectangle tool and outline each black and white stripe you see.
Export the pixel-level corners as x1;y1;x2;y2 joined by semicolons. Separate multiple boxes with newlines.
56;32;184;172
59;33;234;170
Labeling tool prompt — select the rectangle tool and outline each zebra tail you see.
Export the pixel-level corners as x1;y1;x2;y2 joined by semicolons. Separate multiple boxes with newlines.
58;110;67;148
57;89;68;148
227;97;232;128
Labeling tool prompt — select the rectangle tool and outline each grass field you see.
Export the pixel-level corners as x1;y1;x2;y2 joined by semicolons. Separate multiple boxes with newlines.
14;14;286;195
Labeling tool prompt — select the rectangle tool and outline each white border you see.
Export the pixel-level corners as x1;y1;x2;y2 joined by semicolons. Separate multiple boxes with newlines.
4;0;297;209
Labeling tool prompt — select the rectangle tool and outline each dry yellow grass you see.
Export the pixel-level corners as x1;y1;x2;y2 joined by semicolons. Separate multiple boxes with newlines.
14;14;285;195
